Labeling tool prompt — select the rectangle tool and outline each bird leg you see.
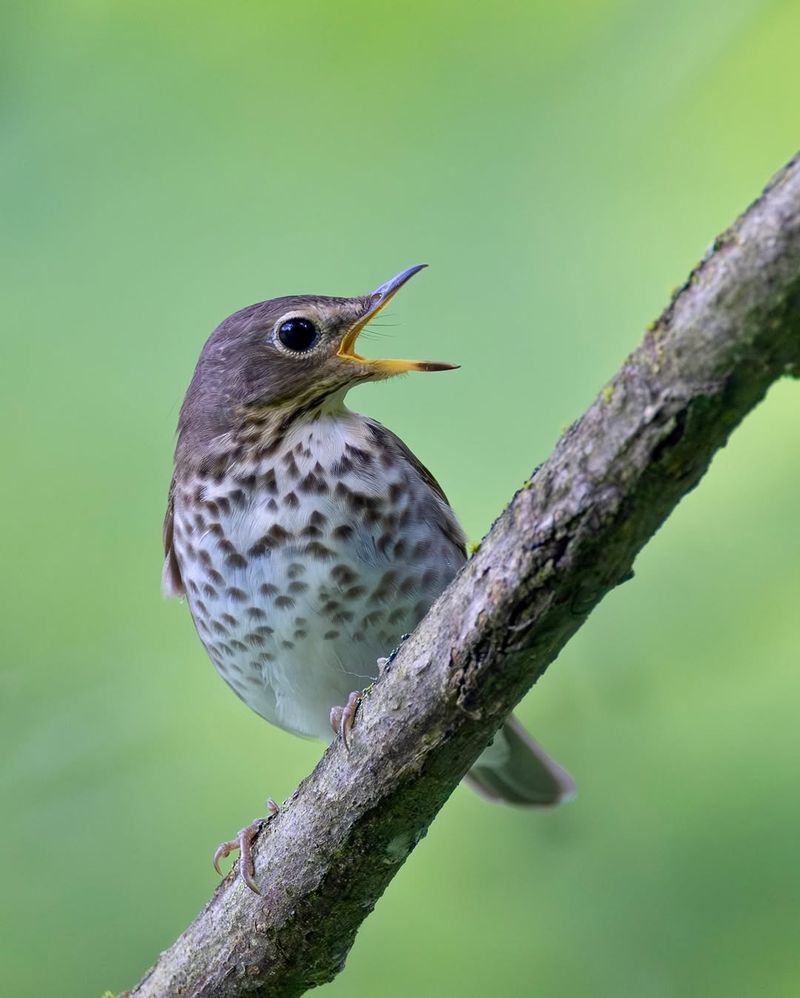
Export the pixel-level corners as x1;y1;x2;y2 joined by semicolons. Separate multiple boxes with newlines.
330;690;362;751
212;797;280;895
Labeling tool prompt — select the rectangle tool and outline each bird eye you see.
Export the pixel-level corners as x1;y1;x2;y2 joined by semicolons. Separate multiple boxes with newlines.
277;317;319;353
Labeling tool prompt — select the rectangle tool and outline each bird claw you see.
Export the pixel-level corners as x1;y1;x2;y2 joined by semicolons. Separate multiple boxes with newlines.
212;798;279;895
330;690;362;751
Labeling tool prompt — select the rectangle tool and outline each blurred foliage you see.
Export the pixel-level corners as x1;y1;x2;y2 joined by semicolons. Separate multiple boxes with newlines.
2;2;799;996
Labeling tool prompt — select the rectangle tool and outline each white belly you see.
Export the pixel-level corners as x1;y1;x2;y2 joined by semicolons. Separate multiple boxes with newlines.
172;411;464;740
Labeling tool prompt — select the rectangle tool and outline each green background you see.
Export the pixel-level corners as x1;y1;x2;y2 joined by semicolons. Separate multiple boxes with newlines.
2;2;799;995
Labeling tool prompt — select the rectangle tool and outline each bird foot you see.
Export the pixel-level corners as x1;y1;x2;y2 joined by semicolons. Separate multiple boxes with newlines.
212;797;280;895
330;690;362;751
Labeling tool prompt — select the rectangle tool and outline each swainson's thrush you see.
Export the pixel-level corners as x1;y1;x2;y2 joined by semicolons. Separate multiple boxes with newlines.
164;265;573;891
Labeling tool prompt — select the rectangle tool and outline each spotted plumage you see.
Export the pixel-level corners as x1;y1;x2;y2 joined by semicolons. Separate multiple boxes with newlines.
164;266;574;892
167;408;464;738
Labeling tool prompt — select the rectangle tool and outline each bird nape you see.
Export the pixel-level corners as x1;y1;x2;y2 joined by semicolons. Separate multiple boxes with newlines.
163;264;574;893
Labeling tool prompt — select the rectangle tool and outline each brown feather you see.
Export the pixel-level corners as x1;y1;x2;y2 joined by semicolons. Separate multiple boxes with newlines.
162;477;185;598
366;419;467;559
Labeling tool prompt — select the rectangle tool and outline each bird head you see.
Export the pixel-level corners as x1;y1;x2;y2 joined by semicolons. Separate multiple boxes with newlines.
181;265;456;434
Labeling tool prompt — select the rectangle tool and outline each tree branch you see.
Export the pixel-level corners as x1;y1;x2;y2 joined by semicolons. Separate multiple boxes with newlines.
125;154;800;998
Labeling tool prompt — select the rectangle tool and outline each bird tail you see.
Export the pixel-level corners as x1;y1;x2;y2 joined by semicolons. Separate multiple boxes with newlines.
465;715;575;806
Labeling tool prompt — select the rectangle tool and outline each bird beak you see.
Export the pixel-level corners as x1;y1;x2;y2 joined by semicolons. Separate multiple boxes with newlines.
337;264;458;375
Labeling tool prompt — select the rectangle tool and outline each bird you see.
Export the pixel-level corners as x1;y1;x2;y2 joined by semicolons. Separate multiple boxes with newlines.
163;264;574;892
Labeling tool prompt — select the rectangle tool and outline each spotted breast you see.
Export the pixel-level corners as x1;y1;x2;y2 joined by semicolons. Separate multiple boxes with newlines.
167;405;466;741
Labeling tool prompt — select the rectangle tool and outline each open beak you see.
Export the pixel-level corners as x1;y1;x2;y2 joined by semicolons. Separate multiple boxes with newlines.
337;264;458;375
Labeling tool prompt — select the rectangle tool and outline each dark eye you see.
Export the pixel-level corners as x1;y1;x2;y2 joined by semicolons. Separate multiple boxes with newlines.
277;317;318;353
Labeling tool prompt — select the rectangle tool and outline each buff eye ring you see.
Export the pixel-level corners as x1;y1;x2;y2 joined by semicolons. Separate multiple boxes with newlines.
277;317;319;353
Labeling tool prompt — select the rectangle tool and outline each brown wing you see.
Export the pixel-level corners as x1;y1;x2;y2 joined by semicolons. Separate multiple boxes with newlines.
162;476;185;598
366;419;467;561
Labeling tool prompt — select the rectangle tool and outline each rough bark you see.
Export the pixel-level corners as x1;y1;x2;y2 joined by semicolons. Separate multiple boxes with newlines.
124;154;800;998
